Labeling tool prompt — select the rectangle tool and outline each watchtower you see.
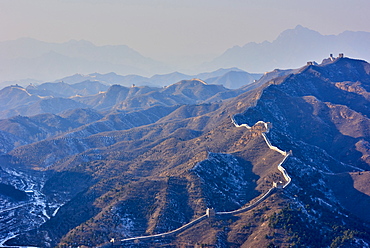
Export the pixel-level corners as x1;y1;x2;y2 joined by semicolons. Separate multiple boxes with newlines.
206;208;216;217
273;181;284;189
330;54;335;61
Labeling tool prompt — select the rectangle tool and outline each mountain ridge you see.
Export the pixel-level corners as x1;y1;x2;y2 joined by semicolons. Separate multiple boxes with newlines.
202;25;370;73
1;56;370;247
4;25;370;85
0;38;172;82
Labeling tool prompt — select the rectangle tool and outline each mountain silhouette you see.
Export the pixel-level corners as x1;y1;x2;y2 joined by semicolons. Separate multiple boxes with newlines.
202;25;370;72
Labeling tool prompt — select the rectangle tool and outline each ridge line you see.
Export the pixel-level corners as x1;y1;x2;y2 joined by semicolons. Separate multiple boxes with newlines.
116;117;292;245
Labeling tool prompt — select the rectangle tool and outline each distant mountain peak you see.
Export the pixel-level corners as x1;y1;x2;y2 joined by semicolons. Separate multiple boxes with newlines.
294;24;305;30
165;79;209;90
0;38;172;82
275;25;322;42
203;25;370;73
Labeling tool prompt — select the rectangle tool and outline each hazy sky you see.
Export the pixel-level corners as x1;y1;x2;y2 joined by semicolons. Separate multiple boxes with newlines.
1;0;370;63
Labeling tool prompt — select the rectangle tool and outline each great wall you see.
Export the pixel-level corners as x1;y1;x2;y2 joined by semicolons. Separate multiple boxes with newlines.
115;117;292;245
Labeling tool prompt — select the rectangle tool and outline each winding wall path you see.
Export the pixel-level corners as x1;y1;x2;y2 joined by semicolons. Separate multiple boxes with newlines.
118;117;292;244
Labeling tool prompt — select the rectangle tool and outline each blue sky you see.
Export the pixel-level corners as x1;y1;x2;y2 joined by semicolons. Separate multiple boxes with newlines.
1;0;370;63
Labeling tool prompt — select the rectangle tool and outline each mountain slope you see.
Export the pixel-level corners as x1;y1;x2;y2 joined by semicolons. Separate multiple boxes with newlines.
26;81;109;97
73;79;231;111
2;56;370;247
234;57;370;169
0;109;104;146
0;85;43;112
0;79;241;119
204;70;261;89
